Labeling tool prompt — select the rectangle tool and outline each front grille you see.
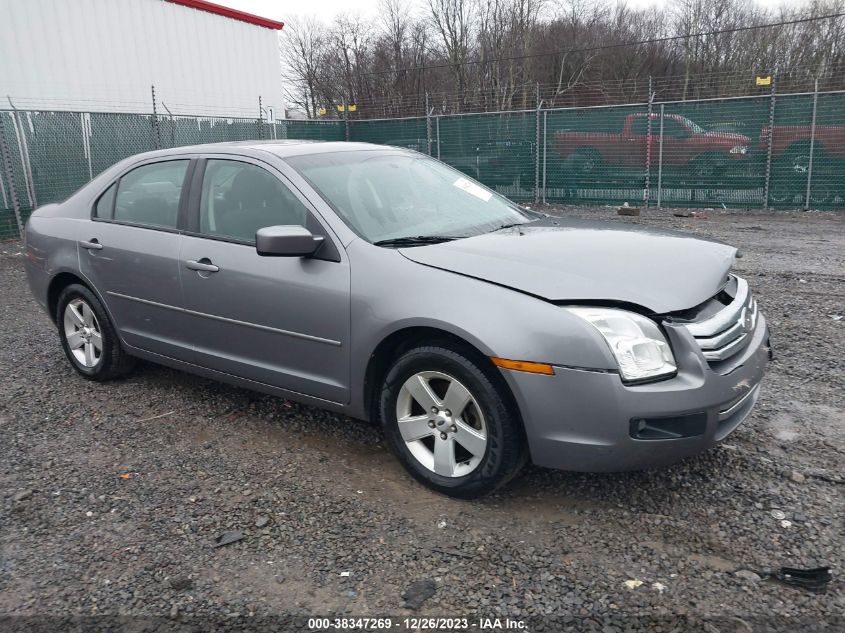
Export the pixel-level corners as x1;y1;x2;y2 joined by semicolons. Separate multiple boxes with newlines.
684;276;758;363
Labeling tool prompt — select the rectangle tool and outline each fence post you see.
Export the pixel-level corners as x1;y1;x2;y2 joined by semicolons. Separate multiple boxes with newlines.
425;93;433;156
257;96;264;140
151;85;161;150
80;113;93;181
644;82;654;207
436;115;441;160
0;118;24;238
161;102;176;148
344;96;350;142
534;83;541;204
804;78;819;210
7;98;36;208
656;104;665;209
542;110;547;205
762;79;776;209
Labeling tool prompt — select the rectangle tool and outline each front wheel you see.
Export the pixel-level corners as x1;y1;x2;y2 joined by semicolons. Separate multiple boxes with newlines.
379;344;527;498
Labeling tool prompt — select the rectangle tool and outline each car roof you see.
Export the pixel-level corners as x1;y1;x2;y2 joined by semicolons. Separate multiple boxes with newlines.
141;140;404;160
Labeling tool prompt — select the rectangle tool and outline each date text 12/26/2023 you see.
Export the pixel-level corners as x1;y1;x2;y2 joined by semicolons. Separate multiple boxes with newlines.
307;617;527;630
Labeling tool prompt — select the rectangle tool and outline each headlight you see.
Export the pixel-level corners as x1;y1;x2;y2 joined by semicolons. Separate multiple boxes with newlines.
729;145;748;154
566;307;676;382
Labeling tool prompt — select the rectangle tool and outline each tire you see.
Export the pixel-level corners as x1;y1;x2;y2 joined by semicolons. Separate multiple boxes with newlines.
768;182;795;205
569;148;602;175
379;344;527;499
56;283;135;381
690;155;718;179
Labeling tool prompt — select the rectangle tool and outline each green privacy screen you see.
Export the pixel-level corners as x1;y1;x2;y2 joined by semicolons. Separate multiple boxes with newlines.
1;92;842;239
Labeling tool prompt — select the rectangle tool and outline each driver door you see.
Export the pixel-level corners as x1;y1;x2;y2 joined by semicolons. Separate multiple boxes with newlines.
177;157;351;403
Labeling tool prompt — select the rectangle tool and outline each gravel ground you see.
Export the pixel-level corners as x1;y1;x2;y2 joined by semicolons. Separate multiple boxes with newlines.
1;207;843;632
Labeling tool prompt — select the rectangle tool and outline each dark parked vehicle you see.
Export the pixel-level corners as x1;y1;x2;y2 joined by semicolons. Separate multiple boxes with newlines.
761;124;845;204
25;141;770;498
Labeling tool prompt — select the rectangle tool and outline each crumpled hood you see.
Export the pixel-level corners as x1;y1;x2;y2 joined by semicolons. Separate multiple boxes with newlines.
399;218;736;313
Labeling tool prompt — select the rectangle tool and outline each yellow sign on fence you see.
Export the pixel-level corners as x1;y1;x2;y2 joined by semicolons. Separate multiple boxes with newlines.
756;75;772;86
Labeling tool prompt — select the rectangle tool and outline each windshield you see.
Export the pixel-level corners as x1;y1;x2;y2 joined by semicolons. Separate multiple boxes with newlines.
678;116;705;134
285;150;531;243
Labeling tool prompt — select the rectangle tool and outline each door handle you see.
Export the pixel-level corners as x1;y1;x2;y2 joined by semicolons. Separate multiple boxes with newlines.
185;259;219;273
80;239;103;250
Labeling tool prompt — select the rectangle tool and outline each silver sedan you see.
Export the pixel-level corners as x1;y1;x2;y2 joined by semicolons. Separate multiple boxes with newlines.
24;141;770;498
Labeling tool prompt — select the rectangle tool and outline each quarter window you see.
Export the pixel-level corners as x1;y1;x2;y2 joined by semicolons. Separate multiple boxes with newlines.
94;183;116;219
199;160;308;243
114;160;189;229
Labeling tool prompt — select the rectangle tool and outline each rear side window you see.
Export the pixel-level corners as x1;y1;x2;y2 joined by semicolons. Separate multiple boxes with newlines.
114;160;189;229
199;159;308;243
94;183;116;219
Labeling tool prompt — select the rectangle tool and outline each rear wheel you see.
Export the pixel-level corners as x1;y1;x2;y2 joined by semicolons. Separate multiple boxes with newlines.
56;284;135;381
380;344;527;499
570;148;603;175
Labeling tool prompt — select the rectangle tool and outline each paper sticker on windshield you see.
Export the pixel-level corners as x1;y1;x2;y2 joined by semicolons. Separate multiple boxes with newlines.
453;177;492;202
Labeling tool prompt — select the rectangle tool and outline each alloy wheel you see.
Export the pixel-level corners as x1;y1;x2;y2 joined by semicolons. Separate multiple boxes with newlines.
395;371;488;478
63;298;103;368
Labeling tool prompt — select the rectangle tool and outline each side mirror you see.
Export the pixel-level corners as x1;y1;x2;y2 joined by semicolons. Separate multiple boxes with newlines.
256;225;324;257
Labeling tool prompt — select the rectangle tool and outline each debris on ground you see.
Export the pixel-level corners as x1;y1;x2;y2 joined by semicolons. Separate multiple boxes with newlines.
213;531;245;548
402;579;436;609
734;570;762;583
168;576;193;591
617;202;640;216
767;566;832;592
784;469;806;483
623;579;644;590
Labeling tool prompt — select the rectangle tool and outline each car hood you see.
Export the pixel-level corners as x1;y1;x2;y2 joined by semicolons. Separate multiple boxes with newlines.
399;218;737;313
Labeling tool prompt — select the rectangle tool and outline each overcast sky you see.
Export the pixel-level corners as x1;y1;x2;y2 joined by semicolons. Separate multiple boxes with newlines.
214;0;803;24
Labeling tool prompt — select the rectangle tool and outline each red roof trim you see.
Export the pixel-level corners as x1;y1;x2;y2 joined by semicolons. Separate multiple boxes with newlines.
166;0;284;29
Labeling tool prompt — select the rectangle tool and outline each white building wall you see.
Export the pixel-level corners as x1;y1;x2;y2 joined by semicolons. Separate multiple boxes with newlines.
0;0;284;117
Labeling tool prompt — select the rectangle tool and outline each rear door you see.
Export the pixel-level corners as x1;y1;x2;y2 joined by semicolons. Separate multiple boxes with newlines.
79;158;195;361
177;156;351;403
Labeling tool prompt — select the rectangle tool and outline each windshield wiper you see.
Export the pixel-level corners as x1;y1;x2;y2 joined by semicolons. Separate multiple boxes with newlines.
373;235;460;247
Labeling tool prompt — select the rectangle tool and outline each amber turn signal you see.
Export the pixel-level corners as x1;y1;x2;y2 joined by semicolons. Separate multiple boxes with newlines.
490;357;555;375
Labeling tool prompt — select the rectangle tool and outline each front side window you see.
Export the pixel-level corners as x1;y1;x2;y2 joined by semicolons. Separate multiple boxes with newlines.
629;117;650;136
286;151;529;243
664;119;691;139
114;160;188;229
199;160;308;243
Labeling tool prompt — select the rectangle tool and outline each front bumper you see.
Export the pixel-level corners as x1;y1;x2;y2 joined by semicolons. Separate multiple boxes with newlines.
504;313;770;472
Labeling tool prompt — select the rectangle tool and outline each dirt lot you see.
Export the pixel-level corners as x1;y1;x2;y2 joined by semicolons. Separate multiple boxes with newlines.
1;207;843;632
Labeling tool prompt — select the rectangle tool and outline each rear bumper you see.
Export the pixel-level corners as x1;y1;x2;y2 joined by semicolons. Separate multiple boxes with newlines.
504;314;770;472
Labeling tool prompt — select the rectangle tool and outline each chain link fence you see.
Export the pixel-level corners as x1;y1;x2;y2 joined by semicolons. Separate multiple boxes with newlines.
2;88;842;240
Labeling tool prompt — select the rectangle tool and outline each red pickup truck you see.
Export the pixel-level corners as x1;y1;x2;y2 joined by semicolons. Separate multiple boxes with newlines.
554;113;752;177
